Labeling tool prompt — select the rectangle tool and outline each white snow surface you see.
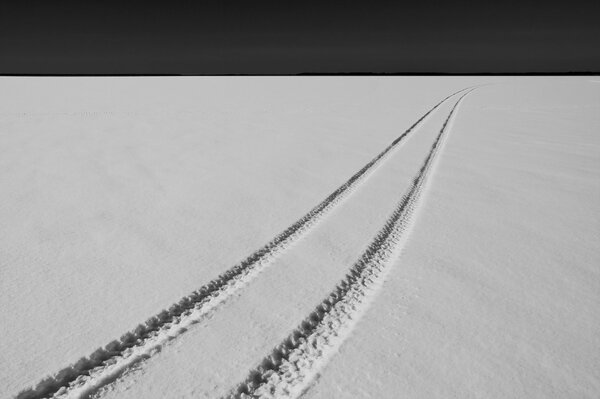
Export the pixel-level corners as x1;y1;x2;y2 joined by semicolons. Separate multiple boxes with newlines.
1;77;598;398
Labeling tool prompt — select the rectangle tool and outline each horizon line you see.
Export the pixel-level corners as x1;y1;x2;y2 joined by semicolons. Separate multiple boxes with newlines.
1;71;598;77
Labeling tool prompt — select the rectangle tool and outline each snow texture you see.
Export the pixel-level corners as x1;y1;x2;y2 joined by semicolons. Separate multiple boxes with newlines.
1;77;598;399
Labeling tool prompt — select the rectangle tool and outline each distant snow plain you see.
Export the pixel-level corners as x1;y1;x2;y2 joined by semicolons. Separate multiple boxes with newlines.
1;77;598;398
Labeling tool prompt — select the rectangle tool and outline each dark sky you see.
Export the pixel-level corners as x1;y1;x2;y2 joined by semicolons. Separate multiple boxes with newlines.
1;0;599;74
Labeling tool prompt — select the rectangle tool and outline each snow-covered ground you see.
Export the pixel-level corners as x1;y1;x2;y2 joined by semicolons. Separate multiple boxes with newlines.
1;77;598;398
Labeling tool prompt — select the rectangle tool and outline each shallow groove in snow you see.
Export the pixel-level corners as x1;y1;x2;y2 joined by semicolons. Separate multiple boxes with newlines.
226;90;475;399
15;88;470;399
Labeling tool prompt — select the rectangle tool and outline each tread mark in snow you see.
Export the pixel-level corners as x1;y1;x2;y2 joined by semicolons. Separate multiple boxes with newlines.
226;89;475;399
15;87;471;399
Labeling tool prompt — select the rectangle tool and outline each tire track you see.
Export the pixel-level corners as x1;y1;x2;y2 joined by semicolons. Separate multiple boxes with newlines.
226;89;474;399
15;88;470;399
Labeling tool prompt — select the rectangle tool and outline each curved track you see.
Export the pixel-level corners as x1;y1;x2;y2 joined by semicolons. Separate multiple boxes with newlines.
16;89;471;399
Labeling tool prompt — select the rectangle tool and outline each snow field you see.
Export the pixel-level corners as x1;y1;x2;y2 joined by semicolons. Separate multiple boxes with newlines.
2;77;597;398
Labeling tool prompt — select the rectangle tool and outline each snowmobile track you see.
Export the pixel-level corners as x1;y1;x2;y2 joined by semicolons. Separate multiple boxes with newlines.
15;87;471;399
226;89;475;399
